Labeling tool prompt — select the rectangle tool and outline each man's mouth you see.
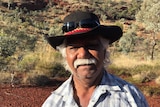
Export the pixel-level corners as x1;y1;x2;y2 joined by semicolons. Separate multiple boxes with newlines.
74;58;97;68
76;64;94;68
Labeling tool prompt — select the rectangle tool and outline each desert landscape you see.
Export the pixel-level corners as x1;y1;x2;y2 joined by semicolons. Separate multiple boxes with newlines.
0;77;160;107
0;0;160;107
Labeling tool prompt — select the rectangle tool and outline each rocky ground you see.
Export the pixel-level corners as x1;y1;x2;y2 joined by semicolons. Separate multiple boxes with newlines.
0;78;160;107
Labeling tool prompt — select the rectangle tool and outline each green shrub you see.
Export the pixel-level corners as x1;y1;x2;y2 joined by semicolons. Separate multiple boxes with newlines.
118;31;137;53
49;63;70;77
0;36;17;58
17;54;39;72
28;75;51;86
49;24;62;35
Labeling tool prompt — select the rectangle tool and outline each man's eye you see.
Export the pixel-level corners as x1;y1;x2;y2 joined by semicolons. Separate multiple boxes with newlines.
69;46;79;50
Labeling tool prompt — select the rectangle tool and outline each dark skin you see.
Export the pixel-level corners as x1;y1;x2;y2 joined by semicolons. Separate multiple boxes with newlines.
65;35;106;107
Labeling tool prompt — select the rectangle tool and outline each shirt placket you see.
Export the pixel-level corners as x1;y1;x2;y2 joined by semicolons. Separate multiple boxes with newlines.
88;86;108;107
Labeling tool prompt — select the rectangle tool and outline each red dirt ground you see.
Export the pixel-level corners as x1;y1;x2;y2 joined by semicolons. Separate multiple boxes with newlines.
0;78;160;107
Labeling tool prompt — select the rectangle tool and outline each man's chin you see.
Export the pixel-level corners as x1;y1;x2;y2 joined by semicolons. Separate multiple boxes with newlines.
76;67;97;76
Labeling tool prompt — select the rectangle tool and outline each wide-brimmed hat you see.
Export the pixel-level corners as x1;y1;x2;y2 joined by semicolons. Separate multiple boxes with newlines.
46;11;123;49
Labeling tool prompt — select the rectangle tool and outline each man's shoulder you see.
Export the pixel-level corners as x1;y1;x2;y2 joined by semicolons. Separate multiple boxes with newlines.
103;71;129;85
42;76;73;107
103;71;146;99
53;76;73;95
103;71;140;92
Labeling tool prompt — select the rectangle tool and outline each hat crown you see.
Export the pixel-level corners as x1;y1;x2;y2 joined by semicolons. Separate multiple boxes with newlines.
63;11;100;23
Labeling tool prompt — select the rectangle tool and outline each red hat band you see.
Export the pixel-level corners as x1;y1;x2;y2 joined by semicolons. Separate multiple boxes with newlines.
64;28;93;36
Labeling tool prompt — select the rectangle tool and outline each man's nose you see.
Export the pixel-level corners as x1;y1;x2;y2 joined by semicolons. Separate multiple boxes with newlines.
77;47;90;59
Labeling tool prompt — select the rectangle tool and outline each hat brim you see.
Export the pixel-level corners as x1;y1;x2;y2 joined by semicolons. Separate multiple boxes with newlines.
45;25;123;49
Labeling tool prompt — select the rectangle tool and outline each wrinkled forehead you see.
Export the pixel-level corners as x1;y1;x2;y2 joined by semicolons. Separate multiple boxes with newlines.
65;35;101;45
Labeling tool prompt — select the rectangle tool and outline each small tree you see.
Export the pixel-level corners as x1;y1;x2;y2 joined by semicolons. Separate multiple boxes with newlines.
118;25;137;54
0;36;17;58
136;0;160;60
0;36;17;70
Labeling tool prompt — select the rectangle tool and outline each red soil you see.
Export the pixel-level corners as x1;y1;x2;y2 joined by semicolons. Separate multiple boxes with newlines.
0;79;160;107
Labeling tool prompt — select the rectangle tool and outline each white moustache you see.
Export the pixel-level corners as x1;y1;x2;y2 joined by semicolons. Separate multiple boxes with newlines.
74;58;97;68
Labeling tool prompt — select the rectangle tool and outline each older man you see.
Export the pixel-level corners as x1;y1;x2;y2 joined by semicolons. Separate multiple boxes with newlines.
42;11;148;107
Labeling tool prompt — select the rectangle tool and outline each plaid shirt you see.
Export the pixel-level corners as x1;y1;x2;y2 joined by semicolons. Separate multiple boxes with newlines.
42;71;149;107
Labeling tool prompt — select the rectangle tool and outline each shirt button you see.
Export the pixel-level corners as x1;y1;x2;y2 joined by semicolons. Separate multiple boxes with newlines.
91;100;95;102
102;89;106;92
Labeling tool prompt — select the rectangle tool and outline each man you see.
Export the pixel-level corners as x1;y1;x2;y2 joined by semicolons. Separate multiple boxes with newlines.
42;11;148;107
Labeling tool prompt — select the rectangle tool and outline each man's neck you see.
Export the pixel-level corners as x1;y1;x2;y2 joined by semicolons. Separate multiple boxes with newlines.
72;80;97;107
72;71;103;107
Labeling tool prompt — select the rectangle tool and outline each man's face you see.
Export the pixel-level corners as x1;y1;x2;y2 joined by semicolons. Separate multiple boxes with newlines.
65;35;106;81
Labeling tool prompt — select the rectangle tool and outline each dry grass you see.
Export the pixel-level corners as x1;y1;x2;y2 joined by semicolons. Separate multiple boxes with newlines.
109;52;160;85
110;54;159;69
0;72;11;83
108;52;160;96
155;76;160;85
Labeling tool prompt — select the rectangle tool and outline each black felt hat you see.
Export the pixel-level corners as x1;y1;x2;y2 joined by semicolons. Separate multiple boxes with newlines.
46;11;123;49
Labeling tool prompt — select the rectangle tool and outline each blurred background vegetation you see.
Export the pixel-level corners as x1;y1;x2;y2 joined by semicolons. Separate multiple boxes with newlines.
0;0;160;95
